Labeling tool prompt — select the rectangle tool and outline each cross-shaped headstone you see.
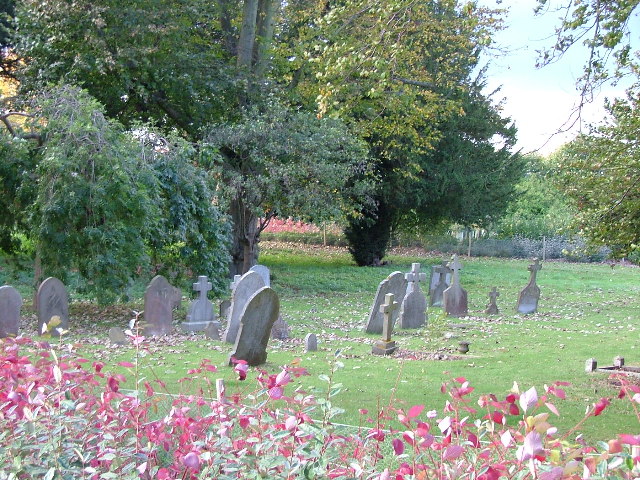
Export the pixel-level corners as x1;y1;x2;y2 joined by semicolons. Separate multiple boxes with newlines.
193;276;212;301
405;263;427;283
230;274;242;292
379;293;399;342
528;258;542;282
448;254;463;285
489;286;499;303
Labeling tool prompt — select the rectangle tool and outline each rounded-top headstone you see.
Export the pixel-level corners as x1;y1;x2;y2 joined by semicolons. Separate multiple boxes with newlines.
223;270;266;344
36;277;69;336
0;285;22;338
143;275;175;336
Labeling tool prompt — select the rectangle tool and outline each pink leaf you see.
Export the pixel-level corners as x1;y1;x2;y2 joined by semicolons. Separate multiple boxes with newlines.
392;438;404;455
545;402;560;416
275;369;291;386
519;387;538;413
183;452;200;471
268;386;283;399
443;444;464;461
408;404;424;418
619;434;640;445
117;361;135;368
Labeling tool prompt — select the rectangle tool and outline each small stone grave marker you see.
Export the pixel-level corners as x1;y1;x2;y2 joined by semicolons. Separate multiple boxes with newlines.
223;270;266;344
143;275;176;336
305;333;318;352
182;276;216;333
270;315;290;340
443;255;468;317
429;262;452;307
249;264;271;287
0;285;22;338
219;299;231;319
228;286;280;366
365;271;407;334
36;277;69;336
108;327;128;345
372;293;399;355
516;258;542;314
399;263;428;329
203;321;221;341
485;287;500;315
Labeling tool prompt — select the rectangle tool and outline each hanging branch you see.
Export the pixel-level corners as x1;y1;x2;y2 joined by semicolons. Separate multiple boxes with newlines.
0;111;43;145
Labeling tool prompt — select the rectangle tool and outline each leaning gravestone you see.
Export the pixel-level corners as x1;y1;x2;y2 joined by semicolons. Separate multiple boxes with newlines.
429;262;452;307
0;285;22;338
36;277;69;336
443;255;468;317
364;271;407;334
182;276;216;333
228;286;280;366
143;275;176;336
372;293;399;355
516;258;542;314
249;264;271;287
108;327;128;345
399;263;428;329
485;287;500;315
223;270;266;344
305;333;318;352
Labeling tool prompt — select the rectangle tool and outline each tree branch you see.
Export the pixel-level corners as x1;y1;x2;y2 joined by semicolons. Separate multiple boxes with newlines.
392;76;436;90
0;111;43;145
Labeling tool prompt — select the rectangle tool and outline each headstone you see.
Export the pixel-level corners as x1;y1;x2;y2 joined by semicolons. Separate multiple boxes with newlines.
143;275;175;336
429;262;452;307
270;315;290;340
485;287;500;315
443;255;468;317
203;321;221;341
219;299;231;319
249;264;271;287
516;258;542;314
398;263;427;329
223;270;266;344
182;276;216;333
372;293;399;355
228;286;280;366
364;271;407;334
585;358;597;372
36;277;69;336
614;356;625;368
170;286;182;310
108;327;128;345
305;333;318;352
0;285;22;338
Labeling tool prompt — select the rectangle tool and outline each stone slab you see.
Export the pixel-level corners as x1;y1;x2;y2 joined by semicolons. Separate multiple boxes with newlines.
0;285;22;338
364;272;407;334
143;275;175;336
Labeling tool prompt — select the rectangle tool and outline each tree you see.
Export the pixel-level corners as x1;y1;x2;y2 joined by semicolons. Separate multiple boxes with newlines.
203;103;373;274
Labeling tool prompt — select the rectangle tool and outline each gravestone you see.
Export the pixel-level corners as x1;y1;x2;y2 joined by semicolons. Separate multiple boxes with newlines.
203;321;221;340
143;275;175;336
249;264;271;287
228;286;279;366
108;327;128;345
398;263;428;329
270;315;290;340
429;263;452;307
170;286;182;310
0;285;22;338
372;293;399;355
36;277;69;336
516;258;542;314
219;299;231;319
223;270;266;344
364;271;407;334
305;333;318;352
485;287;500;315
182;276;216;333
443;255;468;317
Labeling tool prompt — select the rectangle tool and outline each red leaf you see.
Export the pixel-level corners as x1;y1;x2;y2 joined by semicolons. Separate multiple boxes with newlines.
443;445;464;461
117;361;135;368
408;404;424;418
392;438;405;455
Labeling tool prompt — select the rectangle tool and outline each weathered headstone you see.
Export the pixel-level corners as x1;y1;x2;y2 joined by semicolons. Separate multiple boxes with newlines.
143;275;175;336
398;263;428;329
485;287;500;315
182;276;216;333
443;255;468;317
270;315;290;340
249;264;271;287
364;271;407;334
170;286;182;310
305;333;318;352
36;277;69;336
228;286;280;366
203;321;221;341
108;327;128;345
219;299;231;319
0;285;22;338
372;293;399;355
223;270;266;344
429;262;452;307
516;258;542;314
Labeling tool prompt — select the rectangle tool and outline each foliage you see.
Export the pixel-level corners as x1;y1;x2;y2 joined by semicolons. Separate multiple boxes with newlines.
553;91;640;257
1;336;640;479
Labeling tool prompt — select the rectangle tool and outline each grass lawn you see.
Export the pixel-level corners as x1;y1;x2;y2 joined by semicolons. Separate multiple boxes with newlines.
3;241;640;443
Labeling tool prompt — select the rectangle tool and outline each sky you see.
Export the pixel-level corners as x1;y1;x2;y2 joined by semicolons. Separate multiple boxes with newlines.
477;0;633;156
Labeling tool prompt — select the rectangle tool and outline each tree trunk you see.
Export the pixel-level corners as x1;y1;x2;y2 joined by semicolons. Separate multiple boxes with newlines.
228;196;260;277
254;0;279;78
237;0;259;69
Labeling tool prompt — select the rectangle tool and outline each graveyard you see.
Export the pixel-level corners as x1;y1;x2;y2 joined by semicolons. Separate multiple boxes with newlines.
2;241;639;450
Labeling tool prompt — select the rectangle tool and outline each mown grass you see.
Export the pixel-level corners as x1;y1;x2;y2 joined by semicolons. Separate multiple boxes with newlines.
3;243;640;443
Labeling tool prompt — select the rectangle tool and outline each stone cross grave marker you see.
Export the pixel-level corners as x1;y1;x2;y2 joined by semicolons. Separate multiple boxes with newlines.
143;275;175;336
0;285;22;338
399;263;428;329
182;276;216;333
364;271;407;334
429;262;452;307
305;333;318;352
443;255;468;317
485;287;500;315
228;286;280;366
372;293;399;355
516;258;542;314
36;277;69;336
223;270;266;344
249;264;271;287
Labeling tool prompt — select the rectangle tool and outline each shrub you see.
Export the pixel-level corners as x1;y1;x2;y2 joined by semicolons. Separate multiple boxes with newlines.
1;337;639;479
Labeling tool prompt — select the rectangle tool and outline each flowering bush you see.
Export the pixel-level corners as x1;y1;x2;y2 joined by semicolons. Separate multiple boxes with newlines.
1;337;639;479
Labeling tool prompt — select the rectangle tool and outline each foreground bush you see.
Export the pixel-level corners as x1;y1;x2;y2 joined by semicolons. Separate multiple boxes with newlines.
1;337;639;479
